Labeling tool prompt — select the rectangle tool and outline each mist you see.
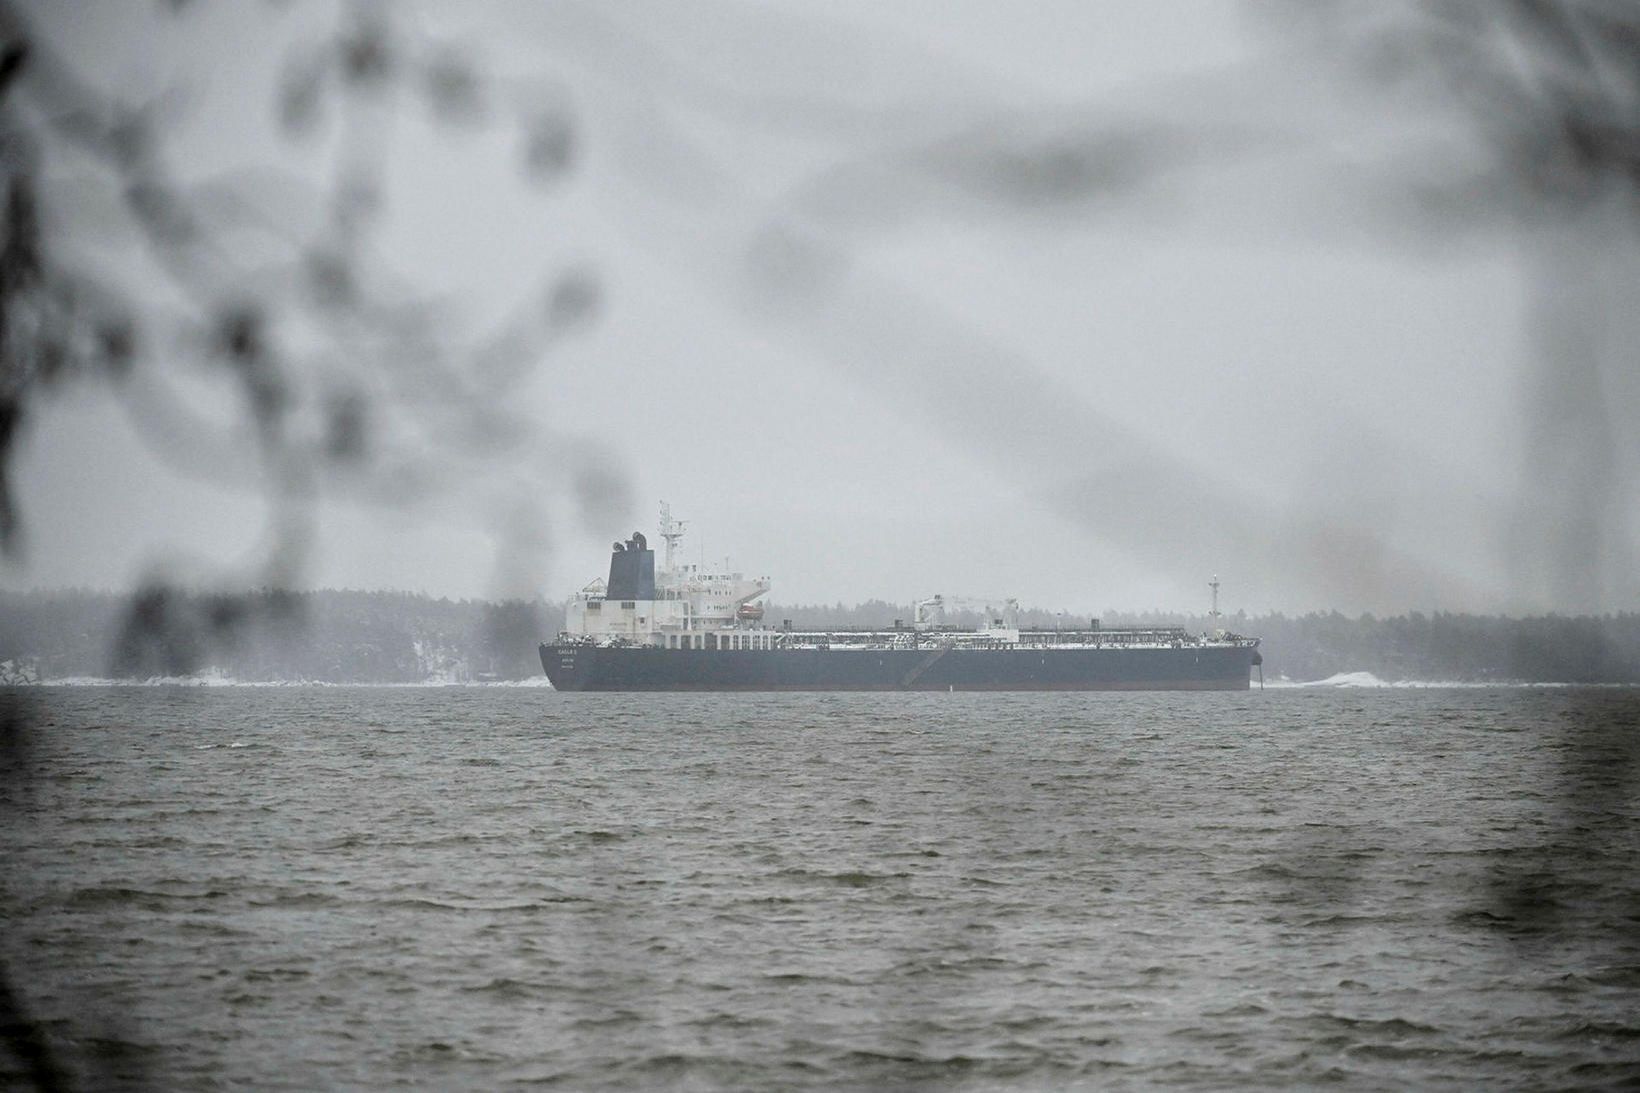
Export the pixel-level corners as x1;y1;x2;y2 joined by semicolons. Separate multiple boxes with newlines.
2;0;1635;618
4;6;1640;1088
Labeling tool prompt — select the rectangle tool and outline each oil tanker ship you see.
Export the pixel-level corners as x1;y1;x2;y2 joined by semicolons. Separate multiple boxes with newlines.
539;506;1261;691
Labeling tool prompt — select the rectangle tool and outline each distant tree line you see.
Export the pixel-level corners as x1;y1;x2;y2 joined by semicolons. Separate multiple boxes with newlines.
0;589;562;683
0;589;1635;684
766;601;1640;684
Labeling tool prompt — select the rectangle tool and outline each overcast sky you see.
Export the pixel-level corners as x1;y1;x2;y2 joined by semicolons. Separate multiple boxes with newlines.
5;0;1635;616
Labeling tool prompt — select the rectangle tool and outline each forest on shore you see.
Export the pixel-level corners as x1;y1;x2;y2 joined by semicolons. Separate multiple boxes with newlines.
0;589;1636;685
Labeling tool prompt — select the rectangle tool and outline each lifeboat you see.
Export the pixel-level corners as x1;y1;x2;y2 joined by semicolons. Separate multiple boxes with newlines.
737;602;765;621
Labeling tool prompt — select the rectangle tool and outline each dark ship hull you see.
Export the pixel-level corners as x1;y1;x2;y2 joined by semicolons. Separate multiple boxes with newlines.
540;642;1258;692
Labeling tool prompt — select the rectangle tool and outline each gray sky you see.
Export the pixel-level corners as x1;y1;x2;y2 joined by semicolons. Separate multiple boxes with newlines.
5;0;1635;616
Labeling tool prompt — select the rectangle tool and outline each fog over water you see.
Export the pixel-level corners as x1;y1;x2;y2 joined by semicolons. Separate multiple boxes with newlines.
3;1;1634;616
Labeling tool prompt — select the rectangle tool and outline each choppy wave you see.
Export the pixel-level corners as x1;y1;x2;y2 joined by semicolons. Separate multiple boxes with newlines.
21;671;1621;690
4;687;1636;1089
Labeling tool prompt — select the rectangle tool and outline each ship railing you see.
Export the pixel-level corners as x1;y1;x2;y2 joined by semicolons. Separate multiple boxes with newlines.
1020;628;1192;646
552;627;1257;650
758;628;1257;651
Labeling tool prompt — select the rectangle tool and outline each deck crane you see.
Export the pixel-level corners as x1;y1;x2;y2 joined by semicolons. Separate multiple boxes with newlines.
913;594;1020;631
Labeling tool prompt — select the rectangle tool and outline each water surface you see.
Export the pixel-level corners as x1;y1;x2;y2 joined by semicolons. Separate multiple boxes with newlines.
2;687;1637;1089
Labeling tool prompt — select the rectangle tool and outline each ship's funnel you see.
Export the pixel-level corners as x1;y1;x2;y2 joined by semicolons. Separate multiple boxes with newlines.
607;538;655;600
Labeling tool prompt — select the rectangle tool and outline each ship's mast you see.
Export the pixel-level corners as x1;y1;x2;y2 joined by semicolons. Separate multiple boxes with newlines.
1209;575;1222;627
659;502;686;572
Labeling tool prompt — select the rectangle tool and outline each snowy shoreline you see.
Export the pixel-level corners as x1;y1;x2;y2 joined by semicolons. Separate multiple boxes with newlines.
1263;671;1614;689
4;675;556;688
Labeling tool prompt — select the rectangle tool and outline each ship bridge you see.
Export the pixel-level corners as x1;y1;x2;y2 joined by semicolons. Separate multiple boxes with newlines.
565;504;770;645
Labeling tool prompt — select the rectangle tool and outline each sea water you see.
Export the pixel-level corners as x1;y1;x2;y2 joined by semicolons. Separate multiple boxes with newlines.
2;687;1637;1089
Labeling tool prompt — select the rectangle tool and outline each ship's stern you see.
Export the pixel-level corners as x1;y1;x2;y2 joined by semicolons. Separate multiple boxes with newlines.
539;642;591;691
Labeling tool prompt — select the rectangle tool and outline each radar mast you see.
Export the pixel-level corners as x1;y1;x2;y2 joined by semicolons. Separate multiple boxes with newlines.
659;502;687;572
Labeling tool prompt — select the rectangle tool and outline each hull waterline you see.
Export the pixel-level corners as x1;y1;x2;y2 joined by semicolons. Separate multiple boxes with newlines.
541;642;1258;692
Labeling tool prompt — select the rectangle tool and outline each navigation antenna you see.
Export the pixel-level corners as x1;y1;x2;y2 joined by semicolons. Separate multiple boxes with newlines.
1209;575;1222;628
659;502;687;572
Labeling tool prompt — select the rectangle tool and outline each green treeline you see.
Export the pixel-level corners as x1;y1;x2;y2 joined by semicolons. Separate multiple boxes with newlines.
1;589;1635;684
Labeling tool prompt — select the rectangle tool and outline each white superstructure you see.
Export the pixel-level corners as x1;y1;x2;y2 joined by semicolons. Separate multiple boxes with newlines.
560;506;1256;657
565;504;771;647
